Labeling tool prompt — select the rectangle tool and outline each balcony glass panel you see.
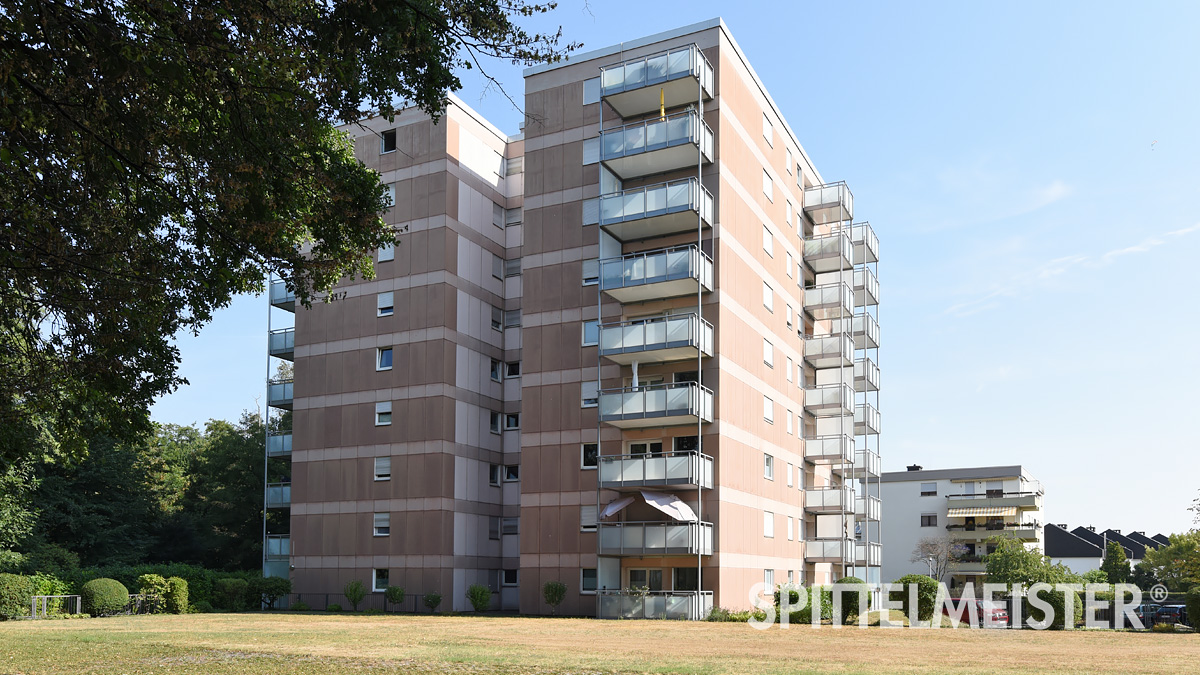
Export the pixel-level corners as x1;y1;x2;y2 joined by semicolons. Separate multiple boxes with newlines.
598;382;714;428
806;434;855;465
804;283;854;318
842;449;881;479
265;535;290;559
270;280;295;311
854;358;880;392
267;379;293;409
599;112;713;179
267;431;292;457
805;486;854;511
855;495;881;521
855;404;881;435
268;328;295;359
600;45;713;96
838;222;879;264
265;482;291;508
855;542;882;566
599;314;713;363
804;334;854;369
803;181;854;224
597;521;713;556
854;268;879;307
803;231;853;272
598;178;714;241
599;245;713;303
599;452;713;489
806;538;854;562
804;384;854;417
597;590;713;621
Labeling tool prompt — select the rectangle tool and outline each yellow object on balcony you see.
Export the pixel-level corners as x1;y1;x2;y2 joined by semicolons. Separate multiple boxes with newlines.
946;506;1018;517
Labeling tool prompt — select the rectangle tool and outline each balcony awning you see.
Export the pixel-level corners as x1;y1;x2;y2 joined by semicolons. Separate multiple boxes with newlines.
947;506;1017;517
600;496;635;519
641;491;698;522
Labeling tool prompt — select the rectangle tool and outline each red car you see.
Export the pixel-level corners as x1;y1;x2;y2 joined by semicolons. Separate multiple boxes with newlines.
942;599;1010;627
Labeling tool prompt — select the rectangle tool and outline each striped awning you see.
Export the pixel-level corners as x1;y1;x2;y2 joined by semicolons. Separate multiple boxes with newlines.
946;506;1017;517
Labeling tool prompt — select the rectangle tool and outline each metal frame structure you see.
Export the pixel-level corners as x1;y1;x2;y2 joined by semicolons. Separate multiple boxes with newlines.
263;276;295;587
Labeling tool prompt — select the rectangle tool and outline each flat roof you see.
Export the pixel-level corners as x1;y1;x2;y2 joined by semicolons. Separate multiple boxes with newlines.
881;465;1030;483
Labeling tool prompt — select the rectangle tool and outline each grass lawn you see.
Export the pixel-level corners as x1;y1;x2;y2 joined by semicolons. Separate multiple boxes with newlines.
1;612;1198;675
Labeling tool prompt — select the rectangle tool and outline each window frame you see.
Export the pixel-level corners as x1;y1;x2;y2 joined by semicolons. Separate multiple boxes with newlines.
763;338;774;368
763;396;774;424
503;465;520;482
373;457;392;482
504;413;520;430
581;568;598;594
375;401;392;427
581;320;599;346
764;453;775;480
763;511;775;538
762;170;774;202
763;224;774;257
489;411;502;435
373;512;390;537
504;361;521;378
920;513;938;527
377;291;395;317
920;482;938;497
373;568;390;593
380;129;397;154
376;347;393;371
490;359;502;383
581;442;599;470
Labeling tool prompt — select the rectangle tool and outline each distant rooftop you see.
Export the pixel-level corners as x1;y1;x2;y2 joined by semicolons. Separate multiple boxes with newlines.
881;465;1033;483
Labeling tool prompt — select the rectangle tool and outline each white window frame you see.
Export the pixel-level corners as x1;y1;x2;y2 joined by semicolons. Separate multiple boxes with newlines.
375;401;392;427
581;380;599;408
489;411;501;435
763;224;773;257
503;464;520;482
764;511;775;538
786;200;793;227
786;305;794;331
582;258;599;286
787;516;794;541
763;170;773;202
373;568;390;592
763;338;773;368
581;568;598;594
378;243;395;263
764;569;775;589
581;442;599;470
504;413;520;430
373;512;390;537
501;517;519;535
377;291;394;317
380;129;396;154
376;346;393;371
504;361;521;378
762;113;773;147
763;396;774;424
786;147;793;173
374;457;391;482
502;569;519;587
786;252;793;277
503;309;521;328
763;282;773;312
786;411;793;435
787;463;794;487
489;359;502;383
786;357;793;382
764;453;775;480
581;320;599;346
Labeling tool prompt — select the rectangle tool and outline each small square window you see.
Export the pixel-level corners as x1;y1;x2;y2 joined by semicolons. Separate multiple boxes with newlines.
581;443;599;469
675;436;699;453
582;258;599;286
920;482;937;497
492;202;505;229
375;401;392;426
502;569;519;586
504;413;520;430
504;465;520;482
921;514;938;527
373;512;390;537
378;243;395;263
581;568;598;593
377;291;394;317
763;397;774;424
764;454;775;480
381;129;396;154
763;339;773;367
762;282;773;312
763;224;773;257
504;258;522;277
580;504;597;531
505;361;521;378
373;568;390;592
581;320;599;346
491;306;503;331
763;170;773;202
503;309;521;328
377;347;393;371
490;359;502;382
489;412;501;434
504;157;524;176
501;517;519;535
763;511;775;538
489;464;500;486
374;457;391;481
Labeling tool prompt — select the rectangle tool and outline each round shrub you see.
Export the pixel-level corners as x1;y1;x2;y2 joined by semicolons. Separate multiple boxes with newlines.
834;577;871;624
0;573;35;619
326;603;343;612
889;575;939;622
1027;587;1083;630
542;581;566;614
191;600;214;613
164;577;188;614
81;578;129;617
290;601;310;611
423;592;442;612
384;586;406;608
466;583;491;612
254;576;291;609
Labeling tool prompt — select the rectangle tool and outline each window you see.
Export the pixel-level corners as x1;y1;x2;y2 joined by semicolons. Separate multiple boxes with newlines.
764;511;775;538
763;225;773;257
581;380;598;408
796;163;803;187
920;482;937;497
787;463;794;487
762;170;773;202
786;252;793;277
492;202;504;229
490;306;503;331
374;457;391;481
763;396;774;424
504;413;520;430
986;480;1004;497
786;201;793;227
375;401;392;426
384;183;395;208
762;113;773;146
763;282;773;312
490;359;502;382
377;292;394;317
920;514;938;527
489;412;501;434
796;263;803;285
488;464;500;486
488;516;500;540
674;567;699;592
373;568;389;592
492;255;503;279
380;129;396;154
502;569;518;586
373;512;390;537
582;258;599;286
504;258;522;277
581;320;599;346
674;436;699;453
504;156;524;176
503;309;521;328
630;441;663;456
501;517;519;535
786;357;793;382
629;569;663;592
786;411;793;435
581;443;599;469
786;147;793;172
377;347;393;371
583;137;600;165
505;361;521;378
583;77;600;104
764;453;775;480
580;505;597;532
505;208;523;227
504;465;520;482
763;338;774;367
787;516;794;540
378;243;395;262
764;569;775;589
786;305;794;330
581;568;598;593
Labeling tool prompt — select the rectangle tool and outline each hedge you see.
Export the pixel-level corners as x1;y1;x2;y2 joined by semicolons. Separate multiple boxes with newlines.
0;573;35;619
834;577;872;623
81;578;129;617
165;577;189;614
1185;587;1200;629
889;575;940;622
1027;587;1083;630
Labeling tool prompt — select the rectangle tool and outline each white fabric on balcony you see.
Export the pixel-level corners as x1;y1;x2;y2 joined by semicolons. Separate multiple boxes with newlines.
640;491;698;522
599;496;635;519
946;506;1017;518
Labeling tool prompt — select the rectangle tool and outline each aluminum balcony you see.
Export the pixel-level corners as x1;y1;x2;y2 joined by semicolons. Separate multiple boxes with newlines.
855;358;880;392
855;404;881;436
946;491;1043;509
804;383;855;417
598;382;714;429
855;495;881;521
599;111;714;181
597;590;713;621
840;449;881;479
830;314;880;350
265;482;291;508
946;522;1040;542
855;541;882;566
804;334;854;370
270;280;295;312
814;268;879;308
599;314;713;365
804;283;854;320
805;537;854;564
598;521;713;556
599;178;714;242
268;328;295;361
599;451;714;490
837;222;879;264
267;379;293;410
599;245;713;304
806;434;854;466
805;485;855;514
265;534;290;560
803;182;854;225
803;230;853;274
599;45;714;118
267;431;292;458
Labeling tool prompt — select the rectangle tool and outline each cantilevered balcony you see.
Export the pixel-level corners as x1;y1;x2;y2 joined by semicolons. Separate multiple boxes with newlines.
599;111;714;181
265;534;290;560
805;485;855;514
946;490;1043;509
804;334;854;371
830;314;880;350
268;328;295;361
804;384;855;417
840;449;881;479
946;522;1040;542
599;314;713;365
599;245;713;304
803;181;854;225
836;222;879;264
804;283;854;320
855;541;882;566
265;482;291;508
855;404;881;436
599;178;714;242
597;590;713;621
805;537;854;564
806;434;854;466
599;45;714;118
803;230;853;273
599;451;714;490
270;280;295;312
855;358;880;392
855;495;881;521
598;521;713;556
267;379;293;410
267;431;292;458
815;268;879;308
598;382;714;429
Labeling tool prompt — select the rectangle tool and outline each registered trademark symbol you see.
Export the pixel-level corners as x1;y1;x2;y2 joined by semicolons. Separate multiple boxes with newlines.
1150;584;1168;602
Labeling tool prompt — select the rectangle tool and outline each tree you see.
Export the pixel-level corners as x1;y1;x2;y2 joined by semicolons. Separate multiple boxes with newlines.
910;536;966;581
1100;541;1130;584
344;580;367;611
0;460;38;550
542;581;566;614
1140;531;1200;592
1130;561;1161;591
984;535;1080;591
0;0;578;469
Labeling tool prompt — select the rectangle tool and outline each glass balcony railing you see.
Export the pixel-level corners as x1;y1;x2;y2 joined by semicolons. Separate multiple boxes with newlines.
598;521;713;556
599;451;714;490
830;314;880;350
599;245;713;304
599;45;714;117
268;328;295;361
267;431;292;458
854;358;880;392
803;181;854;225
804;486;855;513
270;280;295;312
267;379;293;410
806;434;855;465
597;590;713;621
598;178;714;242
598;382;714;429
804;334;854;370
599;111;714;180
265;534;290;560
855;404;881;436
855;541;882;566
599;314;713;365
840;449;881;479
855;495;882;521
855;268;879;307
805;537;854;563
265;482;291;508
836;222;879;264
804;384;854;417
803;231;854;273
804;283;854;320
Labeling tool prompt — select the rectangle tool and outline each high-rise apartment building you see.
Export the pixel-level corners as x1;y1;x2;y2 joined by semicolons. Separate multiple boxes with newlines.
262;18;882;618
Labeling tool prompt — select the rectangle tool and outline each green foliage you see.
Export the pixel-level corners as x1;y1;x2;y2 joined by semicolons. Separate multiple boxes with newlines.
165;577;189;615
1027;587;1083;630
31;572;70;615
542;581;567;613
290;601;310;612
80;578;129;617
1141;531;1200;592
424;592;443;612
1081;569;1109;585
137;574;169;613
254;577;292;609
326;603;343;612
214;578;249;612
834;577;871;623
385;586;406;607
1130;561;1161;591
0;573;35;619
22;543;79;576
191;600;214;614
773;584;833;623
1100;542;1130;584
466;584;492;613
704;607;767;622
1186;587;1200;628
984;535;1080;589
344;580;367;611
0;550;23;574
363;607;384;615
1152;622;1178;633
0;460;38;549
889;575;940;622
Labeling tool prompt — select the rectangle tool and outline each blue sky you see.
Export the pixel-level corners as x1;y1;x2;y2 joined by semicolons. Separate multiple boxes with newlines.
152;2;1200;535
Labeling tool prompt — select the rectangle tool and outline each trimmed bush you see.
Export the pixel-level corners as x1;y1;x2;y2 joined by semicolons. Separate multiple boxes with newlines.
343;580;366;611
137;574;169;613
164;577;188;614
214;578;249;612
834;577;871;624
1027;587;1083;630
254;576;291;609
466;583;491;612
1185;587;1200;629
0;573;35;619
889;575;940;622
290;601;310;611
542;581;566;614
384;586;406;608
191;600;214;613
705;607;766;622
423;591;442;612
81;578;129;617
326;603;343;612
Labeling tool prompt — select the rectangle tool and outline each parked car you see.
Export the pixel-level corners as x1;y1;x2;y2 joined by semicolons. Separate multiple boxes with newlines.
1128;603;1160;628
942;599;1009;627
1155;605;1186;625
